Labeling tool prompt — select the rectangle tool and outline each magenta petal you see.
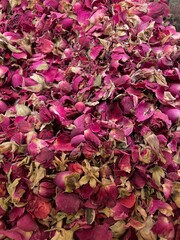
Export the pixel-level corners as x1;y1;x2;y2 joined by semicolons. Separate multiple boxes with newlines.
38;38;54;54
0;229;23;240
109;128;125;142
122;117;134;136
92;224;112;240
43;67;58;83
28;139;48;156
35;147;54;167
97;183;118;208
39;107;52;123
54;134;74;152
1;0;8;10
118;154;131;173
148;2;169;19
173;132;180;143
84;129;100;147
72;76;83;92
119;194;136;209
71;134;85;147
161;108;180;123
17;213;38;231
0;0;179;237
0;65;8;77
71;127;84;137
169;83;180;95
12;74;23;88
77;9;91;25
59;81;72;93
163;179;173;200
49;102;66;122
82;143;96;159
120;96;134;115
43;0;58;9
24;77;37;86
12;52;27;59
149;199;172;215
90;8;106;23
136;100;155;121
74;115;85;128
0;100;8;113
152;216;175;239
107;102;123;122
9;208;25;222
111;201;129;220
92;223;112;240
132;171;146;188
55;192;80;214
75;228;93;240
38;181;55;198
11;132;23;144
76;224;112;240
90;45;104;60
16;119;33;133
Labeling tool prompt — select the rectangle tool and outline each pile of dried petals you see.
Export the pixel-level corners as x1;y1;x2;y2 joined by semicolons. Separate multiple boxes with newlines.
0;0;179;239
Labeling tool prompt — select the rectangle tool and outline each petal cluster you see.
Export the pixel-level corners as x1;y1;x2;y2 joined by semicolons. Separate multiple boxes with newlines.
0;0;179;239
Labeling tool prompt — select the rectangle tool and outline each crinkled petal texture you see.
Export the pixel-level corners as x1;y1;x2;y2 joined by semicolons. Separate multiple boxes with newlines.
55;192;81;214
0;0;179;239
76;224;113;240
136;101;155;122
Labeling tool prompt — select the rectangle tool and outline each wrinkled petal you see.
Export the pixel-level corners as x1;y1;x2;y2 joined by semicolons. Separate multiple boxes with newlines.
136;101;155;122
55;192;81;214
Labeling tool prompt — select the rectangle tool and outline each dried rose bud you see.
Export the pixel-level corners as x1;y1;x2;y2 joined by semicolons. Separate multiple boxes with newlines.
61;18;74;30
54;171;73;189
38;182;55;198
68;163;83;174
75;102;85;112
27;194;52;219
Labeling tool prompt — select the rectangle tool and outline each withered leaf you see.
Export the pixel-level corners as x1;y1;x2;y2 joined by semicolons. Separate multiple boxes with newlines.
149;166;165;187
110;221;126;238
172;182;180;208
28;162;46;188
85;208;96;224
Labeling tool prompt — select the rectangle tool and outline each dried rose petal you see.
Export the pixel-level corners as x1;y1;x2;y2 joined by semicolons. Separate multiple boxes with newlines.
38;181;55;198
76;223;112;240
0;66;8;77
84;129;100;147
136;101;155;122
0;0;179;238
17;213;38;231
55;192;81;214
54;134;74;152
37;38;54;54
152;216;175;240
